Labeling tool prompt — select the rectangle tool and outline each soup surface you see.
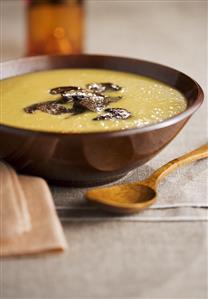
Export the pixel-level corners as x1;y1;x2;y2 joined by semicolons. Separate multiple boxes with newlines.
1;69;187;133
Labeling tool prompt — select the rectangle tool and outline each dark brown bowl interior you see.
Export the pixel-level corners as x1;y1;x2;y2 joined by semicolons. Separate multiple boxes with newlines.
0;55;204;186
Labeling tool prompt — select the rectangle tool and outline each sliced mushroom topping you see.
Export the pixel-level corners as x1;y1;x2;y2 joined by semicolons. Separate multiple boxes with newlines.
86;82;122;93
24;82;127;118
38;102;73;115
73;98;106;112
63;89;122;112
50;86;81;95
24;100;73;115
93;108;132;121
63;89;104;100
24;102;41;114
63;89;107;112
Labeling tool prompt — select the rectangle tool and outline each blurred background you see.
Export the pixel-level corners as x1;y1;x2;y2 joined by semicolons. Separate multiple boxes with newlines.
1;0;207;91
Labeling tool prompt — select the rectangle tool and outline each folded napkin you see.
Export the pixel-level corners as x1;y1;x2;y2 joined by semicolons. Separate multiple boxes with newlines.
0;162;67;257
0;162;31;239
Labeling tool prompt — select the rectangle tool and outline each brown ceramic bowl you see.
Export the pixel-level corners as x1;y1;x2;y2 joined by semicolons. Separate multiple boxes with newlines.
0;55;203;186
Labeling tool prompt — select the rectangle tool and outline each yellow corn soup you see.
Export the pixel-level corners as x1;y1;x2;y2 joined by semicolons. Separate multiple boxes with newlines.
1;69;187;133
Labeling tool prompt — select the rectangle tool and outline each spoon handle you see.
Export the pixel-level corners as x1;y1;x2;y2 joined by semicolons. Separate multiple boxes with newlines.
149;144;208;185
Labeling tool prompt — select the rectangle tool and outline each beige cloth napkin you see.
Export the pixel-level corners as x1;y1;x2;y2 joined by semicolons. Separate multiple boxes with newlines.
0;162;67;257
0;162;31;239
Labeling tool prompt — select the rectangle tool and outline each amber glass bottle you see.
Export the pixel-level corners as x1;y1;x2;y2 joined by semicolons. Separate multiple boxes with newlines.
26;0;84;56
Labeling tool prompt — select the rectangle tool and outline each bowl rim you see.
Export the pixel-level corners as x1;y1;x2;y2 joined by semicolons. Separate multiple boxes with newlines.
0;54;204;138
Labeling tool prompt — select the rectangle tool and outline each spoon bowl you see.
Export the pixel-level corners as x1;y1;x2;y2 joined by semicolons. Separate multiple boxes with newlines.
86;183;157;214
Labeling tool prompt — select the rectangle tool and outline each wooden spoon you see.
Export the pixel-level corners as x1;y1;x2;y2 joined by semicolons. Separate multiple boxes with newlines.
85;144;208;214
